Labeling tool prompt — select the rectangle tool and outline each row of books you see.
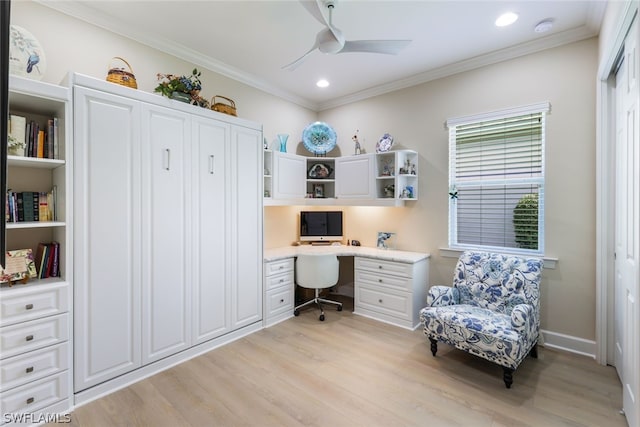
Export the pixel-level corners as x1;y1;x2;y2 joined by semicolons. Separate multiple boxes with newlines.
8;114;59;159
6;189;57;223
35;242;60;279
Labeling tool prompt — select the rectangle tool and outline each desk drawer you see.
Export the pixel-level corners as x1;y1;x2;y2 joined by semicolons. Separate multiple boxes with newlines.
0;283;69;327
265;271;294;291
0;371;68;418
355;257;413;278
0;314;69;360
265;259;294;276
266;287;294;318
355;284;411;321
0;343;68;392
355;269;413;292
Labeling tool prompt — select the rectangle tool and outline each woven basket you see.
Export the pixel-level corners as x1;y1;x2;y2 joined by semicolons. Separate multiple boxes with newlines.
106;57;138;89
211;95;237;116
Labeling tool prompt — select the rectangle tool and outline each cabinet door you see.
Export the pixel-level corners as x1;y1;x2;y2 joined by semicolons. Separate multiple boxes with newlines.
191;116;231;344
73;87;142;391
230;126;263;329
272;152;305;199
141;104;191;364
335;154;375;199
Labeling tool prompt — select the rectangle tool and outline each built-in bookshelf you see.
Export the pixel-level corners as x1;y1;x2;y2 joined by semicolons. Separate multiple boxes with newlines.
3;75;71;288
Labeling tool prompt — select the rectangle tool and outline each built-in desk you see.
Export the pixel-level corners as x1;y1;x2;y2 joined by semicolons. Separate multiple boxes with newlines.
264;245;430;330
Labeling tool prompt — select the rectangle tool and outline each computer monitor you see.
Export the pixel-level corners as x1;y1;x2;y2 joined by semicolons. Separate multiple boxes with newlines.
299;211;343;242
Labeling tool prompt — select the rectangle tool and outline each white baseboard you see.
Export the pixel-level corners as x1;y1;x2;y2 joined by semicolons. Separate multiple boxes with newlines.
540;329;596;358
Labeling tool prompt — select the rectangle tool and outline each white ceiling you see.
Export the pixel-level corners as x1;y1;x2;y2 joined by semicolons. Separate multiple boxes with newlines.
41;0;606;111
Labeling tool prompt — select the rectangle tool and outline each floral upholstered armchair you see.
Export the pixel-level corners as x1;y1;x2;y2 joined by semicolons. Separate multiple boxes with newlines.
419;251;543;388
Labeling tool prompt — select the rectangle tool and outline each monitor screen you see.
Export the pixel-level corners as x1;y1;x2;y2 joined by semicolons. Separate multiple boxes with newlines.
300;211;343;242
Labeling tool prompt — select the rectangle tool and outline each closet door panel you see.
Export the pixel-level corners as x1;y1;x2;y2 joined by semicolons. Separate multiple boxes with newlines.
191;116;230;344
73;87;142;391
141;104;191;364
230;127;263;329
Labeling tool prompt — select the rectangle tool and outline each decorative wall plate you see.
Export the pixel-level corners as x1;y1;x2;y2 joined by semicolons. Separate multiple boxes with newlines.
302;121;337;155
307;163;333;179
9;25;46;80
376;133;394;153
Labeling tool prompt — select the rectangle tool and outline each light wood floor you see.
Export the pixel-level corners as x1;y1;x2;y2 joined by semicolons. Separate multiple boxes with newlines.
57;297;627;427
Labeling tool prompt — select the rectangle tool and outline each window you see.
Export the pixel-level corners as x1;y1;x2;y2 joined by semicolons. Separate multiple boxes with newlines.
446;103;549;254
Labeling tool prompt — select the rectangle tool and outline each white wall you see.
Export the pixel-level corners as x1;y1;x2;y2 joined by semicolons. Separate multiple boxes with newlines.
13;1;600;349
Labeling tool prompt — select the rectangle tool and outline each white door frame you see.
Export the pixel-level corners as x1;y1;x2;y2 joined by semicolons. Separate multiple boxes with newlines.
596;2;638;365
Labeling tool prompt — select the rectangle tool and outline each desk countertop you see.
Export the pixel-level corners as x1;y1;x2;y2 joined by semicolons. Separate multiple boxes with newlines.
264;245;430;264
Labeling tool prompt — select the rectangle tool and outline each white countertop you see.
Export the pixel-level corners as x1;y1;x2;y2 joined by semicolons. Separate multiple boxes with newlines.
264;245;430;264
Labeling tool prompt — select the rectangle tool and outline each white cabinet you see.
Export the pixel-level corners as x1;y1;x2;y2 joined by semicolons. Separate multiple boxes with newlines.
353;256;428;329
335;154;375;199
264;258;294;327
375;150;419;200
73;85;142;391
141;104;191;364
72;74;263;395
191;117;230;344
272;152;305;199
1;76;73;421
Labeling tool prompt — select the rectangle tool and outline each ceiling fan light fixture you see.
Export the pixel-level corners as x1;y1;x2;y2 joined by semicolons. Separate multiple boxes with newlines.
316;79;330;88
495;12;518;27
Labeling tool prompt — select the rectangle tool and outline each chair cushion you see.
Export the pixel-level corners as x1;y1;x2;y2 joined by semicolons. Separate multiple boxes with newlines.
420;304;531;369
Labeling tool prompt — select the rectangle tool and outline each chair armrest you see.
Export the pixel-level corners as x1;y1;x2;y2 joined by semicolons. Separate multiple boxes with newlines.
511;303;536;334
426;286;459;307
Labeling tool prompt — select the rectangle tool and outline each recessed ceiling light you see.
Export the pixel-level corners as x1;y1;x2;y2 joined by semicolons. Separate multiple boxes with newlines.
495;12;518;27
534;19;554;33
316;79;330;88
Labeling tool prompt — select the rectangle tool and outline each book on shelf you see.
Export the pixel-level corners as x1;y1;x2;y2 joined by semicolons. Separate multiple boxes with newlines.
11;116;59;159
5;189;57;223
34;242;60;279
9;114;26;156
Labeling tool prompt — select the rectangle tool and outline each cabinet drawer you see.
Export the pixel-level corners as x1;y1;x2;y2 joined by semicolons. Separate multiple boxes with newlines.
0;371;68;418
0;314;69;360
355;269;413;292
355;257;413;278
265;258;294;276
0;283;69;327
355;285;411;321
265;271;294;291
266;287;294;318
0;343;69;392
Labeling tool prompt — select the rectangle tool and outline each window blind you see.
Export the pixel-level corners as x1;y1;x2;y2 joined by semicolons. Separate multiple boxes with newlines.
448;106;547;253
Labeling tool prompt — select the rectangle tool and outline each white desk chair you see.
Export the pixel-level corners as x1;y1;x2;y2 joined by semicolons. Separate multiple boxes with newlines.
294;254;343;321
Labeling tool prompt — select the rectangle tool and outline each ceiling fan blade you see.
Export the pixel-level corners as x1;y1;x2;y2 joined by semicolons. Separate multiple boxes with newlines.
340;40;412;55
299;0;329;27
282;42;319;71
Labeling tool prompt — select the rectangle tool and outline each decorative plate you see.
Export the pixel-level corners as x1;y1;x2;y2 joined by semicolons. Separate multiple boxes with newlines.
302;122;337;155
307;163;333;179
376;133;394;153
9;25;46;80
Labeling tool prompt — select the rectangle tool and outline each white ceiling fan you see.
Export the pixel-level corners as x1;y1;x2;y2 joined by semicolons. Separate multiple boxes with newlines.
283;0;412;71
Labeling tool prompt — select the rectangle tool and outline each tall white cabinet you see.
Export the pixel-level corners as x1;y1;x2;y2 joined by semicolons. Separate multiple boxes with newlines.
72;74;263;397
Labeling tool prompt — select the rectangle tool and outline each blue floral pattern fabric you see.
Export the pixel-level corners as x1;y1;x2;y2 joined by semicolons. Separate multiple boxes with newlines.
420;251;543;370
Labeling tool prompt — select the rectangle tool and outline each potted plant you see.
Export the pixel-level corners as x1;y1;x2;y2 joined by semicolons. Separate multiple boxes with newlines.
154;68;208;106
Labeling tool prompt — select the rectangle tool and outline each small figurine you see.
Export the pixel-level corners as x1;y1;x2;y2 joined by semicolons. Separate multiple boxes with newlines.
353;130;362;155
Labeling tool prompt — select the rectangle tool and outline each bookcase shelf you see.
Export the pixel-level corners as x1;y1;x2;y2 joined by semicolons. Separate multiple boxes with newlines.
6;221;66;230
8;155;65;169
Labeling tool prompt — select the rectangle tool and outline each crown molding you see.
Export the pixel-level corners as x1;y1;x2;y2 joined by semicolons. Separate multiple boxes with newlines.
316;24;599;111
37;1;600;113
35;0;319;111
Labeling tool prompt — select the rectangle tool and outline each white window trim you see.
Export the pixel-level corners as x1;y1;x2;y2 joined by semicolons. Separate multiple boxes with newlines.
446;102;551;257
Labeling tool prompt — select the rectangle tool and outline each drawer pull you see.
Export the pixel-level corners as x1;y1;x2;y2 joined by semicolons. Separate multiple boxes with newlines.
280;299;285;303
25;335;34;342
25;303;34;310
279;266;284;270
26;397;34;405
378;265;383;269
279;279;284;283
379;299;384;304
25;366;34;373
378;279;383;283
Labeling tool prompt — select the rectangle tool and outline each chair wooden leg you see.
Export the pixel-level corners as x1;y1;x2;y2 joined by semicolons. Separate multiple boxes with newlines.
503;367;514;389
429;338;438;356
529;342;538;358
